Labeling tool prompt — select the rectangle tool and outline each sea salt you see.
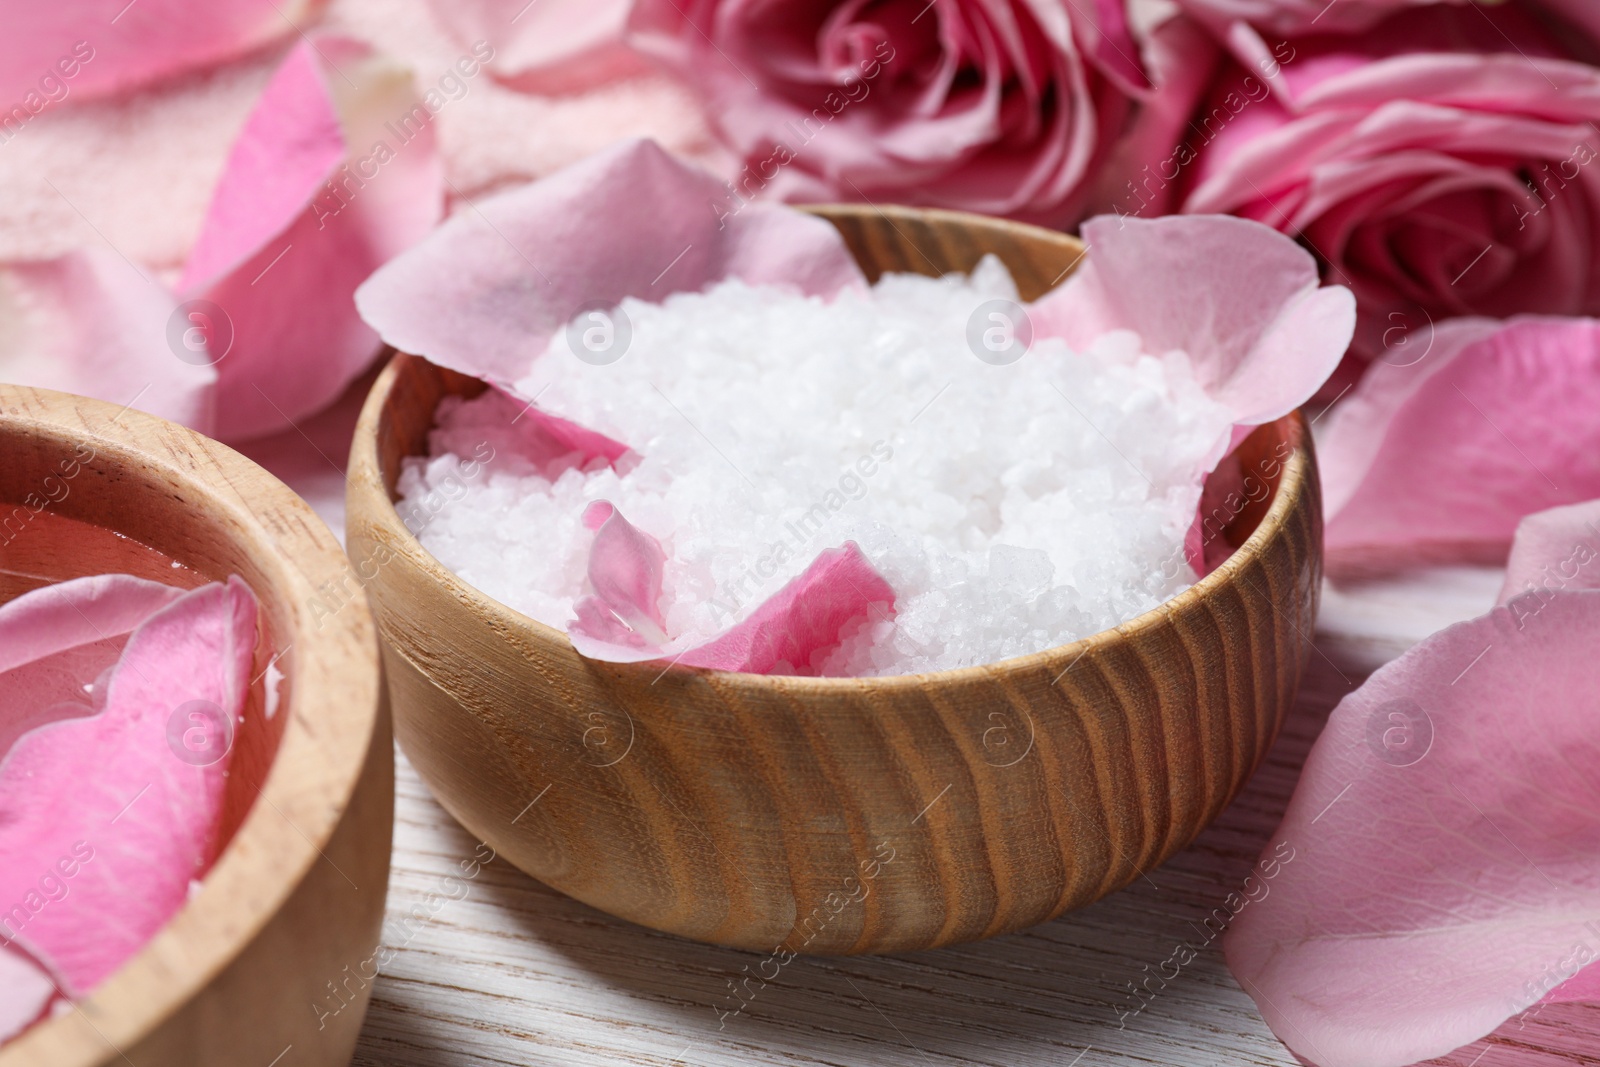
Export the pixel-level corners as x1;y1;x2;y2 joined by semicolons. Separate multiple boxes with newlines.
397;257;1236;676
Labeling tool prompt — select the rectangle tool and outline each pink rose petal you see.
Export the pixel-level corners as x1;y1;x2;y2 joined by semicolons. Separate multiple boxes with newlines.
0;577;258;994
0;249;215;431
425;0;648;94
1496;499;1600;610
180;36;443;440
573;500;669;647
1034;214;1355;437
1;0;312;105
675;542;895;674
0;942;58;1044
1321;317;1600;577
355;138;867;393
0;574;188;760
567;500;895;676
1225;590;1600;1067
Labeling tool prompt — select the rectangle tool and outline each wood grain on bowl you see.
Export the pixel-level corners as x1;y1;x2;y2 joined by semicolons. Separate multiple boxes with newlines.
346;205;1322;956
0;386;391;1067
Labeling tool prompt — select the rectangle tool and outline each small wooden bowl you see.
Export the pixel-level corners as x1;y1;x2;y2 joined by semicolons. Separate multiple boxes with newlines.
0;386;391;1065
347;205;1322;955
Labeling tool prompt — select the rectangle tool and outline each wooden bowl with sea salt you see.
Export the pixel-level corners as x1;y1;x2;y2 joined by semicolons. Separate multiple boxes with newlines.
0;385;391;1066
346;205;1321;955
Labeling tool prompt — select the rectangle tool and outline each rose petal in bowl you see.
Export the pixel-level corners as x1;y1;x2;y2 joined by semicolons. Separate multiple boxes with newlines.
355;137;867;391
0;576;258;995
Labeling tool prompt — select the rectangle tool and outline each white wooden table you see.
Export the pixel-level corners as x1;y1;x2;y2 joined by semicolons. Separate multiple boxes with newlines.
347;572;1599;1067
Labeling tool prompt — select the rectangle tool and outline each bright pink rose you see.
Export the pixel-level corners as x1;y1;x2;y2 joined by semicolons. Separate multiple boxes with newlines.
1176;5;1600;357
627;0;1205;226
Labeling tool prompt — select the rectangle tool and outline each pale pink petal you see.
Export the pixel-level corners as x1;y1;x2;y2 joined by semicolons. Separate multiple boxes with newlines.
0;249;215;431
1033;214;1355;430
569;525;896;677
676;542;895;674
0;574;188;759
0;577;258;994
574;500;669;646
355;138;866;393
1225;591;1600;1067
425;0;648;94
1497;500;1600;610
1322;317;1600;576
180;36;443;440
1317;317;1502;517
0;942;58;1044
1;0;314;105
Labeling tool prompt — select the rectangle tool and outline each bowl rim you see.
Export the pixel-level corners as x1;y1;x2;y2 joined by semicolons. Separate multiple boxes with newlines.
349;203;1313;692
0;384;385;1063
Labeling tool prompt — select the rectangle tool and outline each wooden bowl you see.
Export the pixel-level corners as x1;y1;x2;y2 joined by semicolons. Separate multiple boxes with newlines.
346;205;1322;955
0;386;391;1065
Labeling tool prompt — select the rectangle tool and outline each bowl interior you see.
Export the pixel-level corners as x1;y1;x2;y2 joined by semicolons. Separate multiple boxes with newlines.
0;508;284;849
364;204;1302;684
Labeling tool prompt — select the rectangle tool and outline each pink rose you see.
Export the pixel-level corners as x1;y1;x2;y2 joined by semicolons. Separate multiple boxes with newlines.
627;0;1204;226
1176;0;1600;41
1176;4;1600;358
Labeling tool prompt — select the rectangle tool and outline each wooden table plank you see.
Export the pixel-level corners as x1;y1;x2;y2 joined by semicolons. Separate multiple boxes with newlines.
353;600;1597;1066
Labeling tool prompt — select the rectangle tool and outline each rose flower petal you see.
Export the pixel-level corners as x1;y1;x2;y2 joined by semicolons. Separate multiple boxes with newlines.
1320;316;1600;578
0;249;216;432
179;35;443;440
1225;584;1600;1067
0;576;258;996
1;0;314;105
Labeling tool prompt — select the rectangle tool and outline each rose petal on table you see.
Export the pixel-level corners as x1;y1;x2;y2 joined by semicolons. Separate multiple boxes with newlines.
424;0;647;94
1320;317;1600;577
1;0;313;104
1033;214;1354;432
0;574;188;760
355;138;867;391
0;577;258;994
0;249;215;431
1497;499;1600;609
0;942;57;1044
179;36;443;440
1225;591;1600;1067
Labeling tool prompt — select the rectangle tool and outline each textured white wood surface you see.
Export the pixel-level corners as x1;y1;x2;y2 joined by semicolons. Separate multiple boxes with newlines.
347;572;1599;1067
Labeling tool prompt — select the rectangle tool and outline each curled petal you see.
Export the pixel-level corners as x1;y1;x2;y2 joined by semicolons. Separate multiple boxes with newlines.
569;511;896;677
0;577;258;994
180;36;443;440
676;542;895;674
1034;214;1354;434
355;138;867;392
1226;591;1600;1067
574;500;669;646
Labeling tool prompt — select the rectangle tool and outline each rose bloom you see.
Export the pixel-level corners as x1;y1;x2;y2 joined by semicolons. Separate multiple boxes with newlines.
1175;4;1600;357
1175;0;1600;40
627;0;1210;227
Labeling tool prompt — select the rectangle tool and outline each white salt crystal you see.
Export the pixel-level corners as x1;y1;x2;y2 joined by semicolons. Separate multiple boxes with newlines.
396;258;1236;676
